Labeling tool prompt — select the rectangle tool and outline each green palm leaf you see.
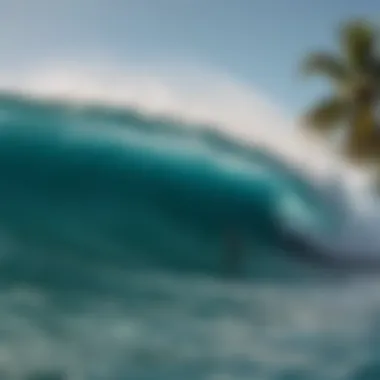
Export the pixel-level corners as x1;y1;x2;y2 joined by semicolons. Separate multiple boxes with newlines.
301;52;348;84
340;19;375;71
304;97;347;134
345;103;377;161
300;18;380;165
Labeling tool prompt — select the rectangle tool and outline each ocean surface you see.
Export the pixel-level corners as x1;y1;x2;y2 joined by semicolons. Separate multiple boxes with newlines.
0;92;379;380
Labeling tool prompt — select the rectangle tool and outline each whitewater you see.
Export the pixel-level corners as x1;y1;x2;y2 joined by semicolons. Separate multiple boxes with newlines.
0;67;380;380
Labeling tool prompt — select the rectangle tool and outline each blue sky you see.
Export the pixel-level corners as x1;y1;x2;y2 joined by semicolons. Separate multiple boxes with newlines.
0;0;379;114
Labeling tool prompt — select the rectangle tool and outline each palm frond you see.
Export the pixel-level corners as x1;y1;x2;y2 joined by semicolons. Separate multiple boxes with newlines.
303;96;347;134
300;18;380;165
301;52;348;84
344;103;377;161
340;19;376;71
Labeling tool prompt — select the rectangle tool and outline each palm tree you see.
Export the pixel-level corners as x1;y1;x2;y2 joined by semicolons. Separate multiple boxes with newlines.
301;19;380;164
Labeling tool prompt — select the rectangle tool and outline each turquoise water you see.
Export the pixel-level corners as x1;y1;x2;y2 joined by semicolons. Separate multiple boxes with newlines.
0;94;378;379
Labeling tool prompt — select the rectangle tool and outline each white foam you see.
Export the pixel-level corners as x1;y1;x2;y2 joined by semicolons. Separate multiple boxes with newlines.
0;272;377;380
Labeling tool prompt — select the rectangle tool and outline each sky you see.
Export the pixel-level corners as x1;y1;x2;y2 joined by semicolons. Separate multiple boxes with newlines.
0;0;375;203
0;0;376;256
0;0;378;115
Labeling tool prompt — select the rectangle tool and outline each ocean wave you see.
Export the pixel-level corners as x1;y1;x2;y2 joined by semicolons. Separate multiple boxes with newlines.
0;91;345;283
0;72;378;379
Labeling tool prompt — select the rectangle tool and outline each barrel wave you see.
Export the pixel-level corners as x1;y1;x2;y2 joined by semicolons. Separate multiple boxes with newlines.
0;93;336;282
0;93;379;380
